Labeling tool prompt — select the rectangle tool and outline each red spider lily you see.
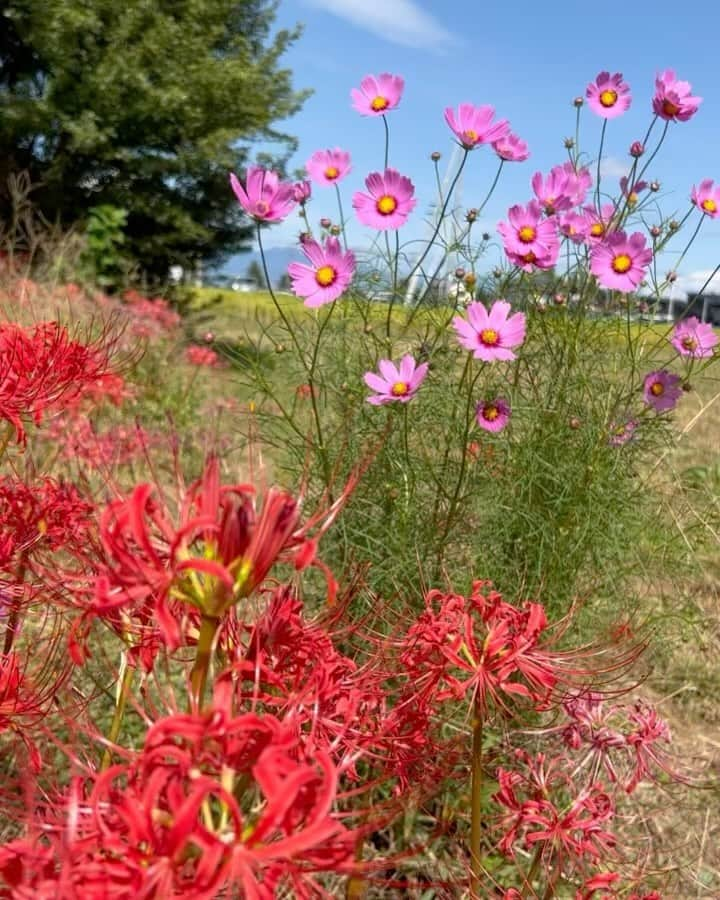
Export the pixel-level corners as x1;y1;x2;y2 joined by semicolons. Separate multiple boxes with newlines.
534;691;688;794
400;582;572;716
494;750;617;875
86;456;355;653
2;707;357;898
0;320;118;443
0;476;94;574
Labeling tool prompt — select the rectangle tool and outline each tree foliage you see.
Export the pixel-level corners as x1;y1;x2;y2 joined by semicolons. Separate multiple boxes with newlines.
0;0;309;282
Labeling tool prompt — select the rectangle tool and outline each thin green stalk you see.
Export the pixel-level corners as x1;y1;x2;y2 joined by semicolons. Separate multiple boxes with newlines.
100;661;134;771
189;614;220;710
469;703;484;897
382;114;390;170
594;119;607;209
385;230;400;341
335;183;348;251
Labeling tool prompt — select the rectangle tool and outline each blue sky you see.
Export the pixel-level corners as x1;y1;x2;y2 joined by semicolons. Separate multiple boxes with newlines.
241;0;720;297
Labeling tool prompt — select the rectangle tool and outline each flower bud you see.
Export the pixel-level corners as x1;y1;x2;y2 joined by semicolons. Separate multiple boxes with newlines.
493;267;502;279
666;270;678;283
629;141;645;157
431;151;442;162
465;208;478;223
569;416;581;429
573;96;584;107
454;267;466;279
319;217;332;229
650;225;661;238
554;292;566;306
203;331;215;343
650;181;660;192
668;219;680;232
564;137;575;149
464;273;477;288
329;225;341;236
299;231;313;245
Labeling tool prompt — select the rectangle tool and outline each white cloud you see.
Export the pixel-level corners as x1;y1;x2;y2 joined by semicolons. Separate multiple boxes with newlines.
303;0;455;50
599;156;629;179
676;268;720;299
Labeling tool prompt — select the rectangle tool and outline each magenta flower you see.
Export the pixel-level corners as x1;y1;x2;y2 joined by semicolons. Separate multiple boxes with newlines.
287;237;355;308
671;317;718;358
583;203;616;243
444;104;509;150
608;418;638;446
492;131;530;162
498;201;559;255
558;211;589;244
505;243;559;272
453;300;526;361
351;72;404;116
652;70;702;122
229;168;296;223
691;179;720;218
620;176;648;206
364;355;428;405
352;168;416;230
643;370;682;412
532;168;574;215
306;149;352;187
590;231;652;293
586;71;632;119
293;180;312;204
476;397;511;432
560;162;593;206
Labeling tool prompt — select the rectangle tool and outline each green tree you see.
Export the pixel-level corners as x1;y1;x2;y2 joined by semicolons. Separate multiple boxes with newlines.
0;0;309;283
245;259;264;286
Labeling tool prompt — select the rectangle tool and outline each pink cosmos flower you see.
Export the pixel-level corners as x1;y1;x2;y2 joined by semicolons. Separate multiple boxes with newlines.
532;168;574;215
453;300;526;361
620;176;648;206
306;149;352;187
505;242;559;272
590;231;652;293
586;71;632;119
185;345;220;367
230;168;296;223
671;317;718;358
293;180;312;204
583;203;616;243
352;169;416;230
558;211;589;244
643;370;682;412
652;70;702;122
444;104;510;150
608;418;638;446
287;236;355;308
691;179;720;218
560;162;593;206
498;201;559;255
476;397;511;432
351;72;404;116
364;355;428;405
492;131;530;162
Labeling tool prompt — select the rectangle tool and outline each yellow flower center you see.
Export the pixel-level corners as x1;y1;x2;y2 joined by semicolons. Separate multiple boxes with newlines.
464;129;478;144
315;265;336;287
682;336;698;351
376;194;398;215
650;382;665;396
391;381;409;396
599;89;618;107
483;404;499;421
702;198;717;214
479;328;499;346
371;95;388;111
254;200;269;216
612;253;632;274
590;223;605;237
324;166;339;180
521;251;536;264
628;192;638;206
662;99;680;118
518;225;536;243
